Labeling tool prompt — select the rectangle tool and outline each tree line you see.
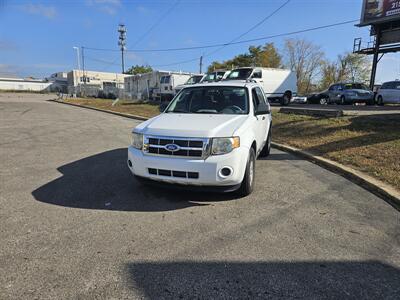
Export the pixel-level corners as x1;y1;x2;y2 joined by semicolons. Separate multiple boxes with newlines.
208;38;371;95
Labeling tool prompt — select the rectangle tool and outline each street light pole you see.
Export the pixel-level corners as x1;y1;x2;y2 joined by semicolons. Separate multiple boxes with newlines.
73;46;81;97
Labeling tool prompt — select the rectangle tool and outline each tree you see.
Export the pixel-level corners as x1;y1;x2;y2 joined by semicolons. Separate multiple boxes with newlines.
207;42;282;72
284;38;325;95
125;65;153;75
319;53;371;90
249;43;282;68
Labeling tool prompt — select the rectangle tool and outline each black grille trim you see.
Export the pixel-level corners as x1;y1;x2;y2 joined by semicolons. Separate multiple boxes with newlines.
148;168;199;179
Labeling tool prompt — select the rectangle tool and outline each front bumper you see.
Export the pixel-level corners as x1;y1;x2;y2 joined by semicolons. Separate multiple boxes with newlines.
127;145;249;187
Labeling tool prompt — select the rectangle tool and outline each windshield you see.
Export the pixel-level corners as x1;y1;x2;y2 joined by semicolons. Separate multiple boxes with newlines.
165;86;249;115
186;75;203;85
226;68;253;80
344;83;369;90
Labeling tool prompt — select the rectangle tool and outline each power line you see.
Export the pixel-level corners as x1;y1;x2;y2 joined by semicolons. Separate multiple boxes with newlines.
130;0;180;48
142;19;360;68
99;0;180;72
204;0;291;58
84;19;358;54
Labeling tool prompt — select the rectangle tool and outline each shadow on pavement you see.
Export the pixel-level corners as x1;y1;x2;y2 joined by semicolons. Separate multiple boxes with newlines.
32;148;241;212
126;261;400;299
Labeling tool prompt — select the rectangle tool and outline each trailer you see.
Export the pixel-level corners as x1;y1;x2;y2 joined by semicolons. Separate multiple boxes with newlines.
124;70;194;101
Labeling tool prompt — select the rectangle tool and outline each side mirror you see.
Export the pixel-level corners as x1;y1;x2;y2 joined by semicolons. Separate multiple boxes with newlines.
159;102;168;112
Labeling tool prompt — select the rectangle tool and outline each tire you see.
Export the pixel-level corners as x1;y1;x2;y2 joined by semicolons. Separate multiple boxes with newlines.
237;148;256;197
319;97;328;105
259;127;272;158
377;96;384;106
280;92;291;106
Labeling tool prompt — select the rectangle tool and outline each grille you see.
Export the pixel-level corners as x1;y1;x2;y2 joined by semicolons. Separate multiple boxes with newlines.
148;168;199;179
144;136;207;158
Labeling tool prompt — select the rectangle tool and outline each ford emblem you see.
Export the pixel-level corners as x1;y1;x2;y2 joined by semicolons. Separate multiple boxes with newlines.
165;144;180;152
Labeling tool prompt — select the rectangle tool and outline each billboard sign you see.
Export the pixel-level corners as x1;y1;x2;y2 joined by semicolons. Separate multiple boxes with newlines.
360;0;400;26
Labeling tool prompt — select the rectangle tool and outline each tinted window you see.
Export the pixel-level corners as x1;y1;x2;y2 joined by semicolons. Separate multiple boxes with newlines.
329;85;337;91
252;87;269;114
166;86;249;115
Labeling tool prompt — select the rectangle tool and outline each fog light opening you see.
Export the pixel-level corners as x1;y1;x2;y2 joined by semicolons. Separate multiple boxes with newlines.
128;160;133;167
219;167;233;178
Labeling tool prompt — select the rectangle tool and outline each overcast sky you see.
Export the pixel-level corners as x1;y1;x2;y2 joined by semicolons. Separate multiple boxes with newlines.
0;0;399;83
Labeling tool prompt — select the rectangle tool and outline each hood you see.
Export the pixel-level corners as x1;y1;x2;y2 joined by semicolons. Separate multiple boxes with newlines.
135;113;249;138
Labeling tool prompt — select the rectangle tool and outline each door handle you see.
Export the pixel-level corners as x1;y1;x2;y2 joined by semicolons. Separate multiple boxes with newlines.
262;116;266;120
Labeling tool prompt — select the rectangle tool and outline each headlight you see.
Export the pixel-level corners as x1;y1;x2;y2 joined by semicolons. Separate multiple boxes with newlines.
131;132;143;149
211;137;240;155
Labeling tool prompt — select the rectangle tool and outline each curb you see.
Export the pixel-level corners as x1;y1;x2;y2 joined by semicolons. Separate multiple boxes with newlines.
50;99;400;210
272;142;400;210
49;99;149;121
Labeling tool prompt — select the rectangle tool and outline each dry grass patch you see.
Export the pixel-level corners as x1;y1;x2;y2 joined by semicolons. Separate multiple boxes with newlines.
272;112;400;190
63;97;159;118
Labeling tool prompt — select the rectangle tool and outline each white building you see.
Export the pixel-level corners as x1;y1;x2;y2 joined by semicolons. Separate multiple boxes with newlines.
67;70;130;98
0;77;52;91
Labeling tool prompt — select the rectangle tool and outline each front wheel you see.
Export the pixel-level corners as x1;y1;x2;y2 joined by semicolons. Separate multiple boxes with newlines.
319;97;329;105
237;148;256;197
377;96;384;106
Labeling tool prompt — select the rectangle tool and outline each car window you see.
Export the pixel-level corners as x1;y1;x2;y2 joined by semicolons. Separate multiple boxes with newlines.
226;68;253;80
164;76;170;84
252;70;262;79
165;86;249;115
160;76;165;84
252;87;269;114
344;83;368;90
381;82;388;89
329;85;336;91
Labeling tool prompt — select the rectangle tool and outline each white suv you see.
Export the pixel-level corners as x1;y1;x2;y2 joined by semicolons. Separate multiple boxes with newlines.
127;82;272;196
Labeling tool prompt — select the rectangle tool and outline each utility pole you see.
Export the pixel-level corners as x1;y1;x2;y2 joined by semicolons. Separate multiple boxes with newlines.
199;56;203;74
118;24;127;74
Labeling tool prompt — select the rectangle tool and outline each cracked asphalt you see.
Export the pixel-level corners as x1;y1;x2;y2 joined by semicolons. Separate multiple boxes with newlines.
1;93;399;299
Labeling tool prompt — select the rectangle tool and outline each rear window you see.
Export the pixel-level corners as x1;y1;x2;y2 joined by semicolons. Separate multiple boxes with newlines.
344;83;368;90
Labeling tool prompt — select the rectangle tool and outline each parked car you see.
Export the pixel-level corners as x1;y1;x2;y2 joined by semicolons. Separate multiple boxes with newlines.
174;74;204;95
324;83;374;105
306;91;329;104
291;96;307;104
224;67;297;106
376;81;400;105
128;81;272;196
200;70;230;83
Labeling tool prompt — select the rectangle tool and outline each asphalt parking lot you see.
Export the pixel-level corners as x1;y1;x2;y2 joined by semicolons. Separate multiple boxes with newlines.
1;93;400;299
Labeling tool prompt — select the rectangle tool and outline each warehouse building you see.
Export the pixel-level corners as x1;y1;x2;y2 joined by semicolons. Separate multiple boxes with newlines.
0;77;52;92
67;70;130;98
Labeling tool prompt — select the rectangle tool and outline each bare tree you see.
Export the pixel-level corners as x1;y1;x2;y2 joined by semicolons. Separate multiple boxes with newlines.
284;38;325;95
319;53;371;90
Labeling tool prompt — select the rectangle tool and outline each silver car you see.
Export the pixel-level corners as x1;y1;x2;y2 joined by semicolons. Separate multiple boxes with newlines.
325;83;374;105
376;81;400;105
